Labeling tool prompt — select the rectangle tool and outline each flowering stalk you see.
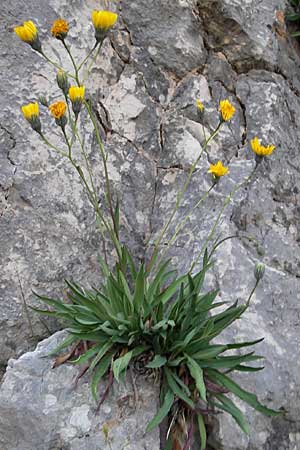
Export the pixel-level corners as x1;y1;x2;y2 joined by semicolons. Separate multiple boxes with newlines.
156;182;216;266
190;166;258;272
84;99;120;241
147;122;223;273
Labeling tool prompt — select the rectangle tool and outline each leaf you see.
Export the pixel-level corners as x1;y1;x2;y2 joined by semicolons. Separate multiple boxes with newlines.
206;369;282;416
191;345;227;360
146;389;174;432
133;265;145;312
199;353;264;370
197;414;207;450
112;351;133;382
47;334;78;356
214;393;250;435
91;352;113;400
70;344;102;365
146;355;167;369
164;367;194;409
89;341;113;371
186;355;206;402
226;337;264;350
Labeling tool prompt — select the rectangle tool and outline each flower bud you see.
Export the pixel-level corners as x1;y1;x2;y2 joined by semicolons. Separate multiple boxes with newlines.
56;70;70;96
254;262;265;281
38;95;49;107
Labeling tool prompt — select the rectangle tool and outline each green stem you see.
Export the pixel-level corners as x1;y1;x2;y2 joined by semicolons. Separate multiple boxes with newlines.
84;100;119;240
39;133;68;157
62;41;80;86
77;42;98;71
157;183;216;266
40;51;76;80
82;43;102;83
190;165;258;273
147;122;223;273
245;279;259;308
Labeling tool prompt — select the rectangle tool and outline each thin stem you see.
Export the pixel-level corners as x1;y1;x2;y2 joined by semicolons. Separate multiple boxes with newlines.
190;165;258;273
82;43;102;83
245;279;259;308
157;183;216;266
40;51;76;80
84;100;119;240
77;42;98;71
62;41;80;86
147;122;223;273
39;133;68;157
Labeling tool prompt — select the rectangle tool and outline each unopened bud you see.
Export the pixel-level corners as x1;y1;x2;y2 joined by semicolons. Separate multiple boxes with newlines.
38;95;49;107
56;70;70;96
254;262;265;281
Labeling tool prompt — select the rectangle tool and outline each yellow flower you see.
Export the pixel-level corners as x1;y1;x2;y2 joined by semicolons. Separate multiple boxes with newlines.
68;86;85;116
68;86;85;102
219;99;236;122
21;102;41;133
49;101;67;119
22;102;39;120
250;137;275;157
92;10;118;41
51;19;69;40
208;160;229;178
196;99;204;112
14;20;37;43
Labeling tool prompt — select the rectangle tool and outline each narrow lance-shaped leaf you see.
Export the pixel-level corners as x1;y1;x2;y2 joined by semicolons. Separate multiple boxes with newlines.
146;389;174;432
186;355;206;402
113;351;133;382
206;369;282;416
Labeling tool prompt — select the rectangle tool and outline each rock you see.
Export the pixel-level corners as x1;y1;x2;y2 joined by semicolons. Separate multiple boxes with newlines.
0;331;160;450
1;0;300;448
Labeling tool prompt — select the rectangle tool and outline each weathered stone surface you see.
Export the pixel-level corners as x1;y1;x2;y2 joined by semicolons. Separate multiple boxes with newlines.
0;331;160;450
1;0;300;448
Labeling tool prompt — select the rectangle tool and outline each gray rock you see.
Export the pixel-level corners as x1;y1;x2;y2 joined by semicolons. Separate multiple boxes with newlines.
1;0;300;448
0;331;160;450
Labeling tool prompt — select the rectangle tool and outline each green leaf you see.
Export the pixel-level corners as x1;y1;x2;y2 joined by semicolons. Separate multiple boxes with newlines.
146;389;174;432
164;367;194;409
199;353;263;370
47;334;78;356
191;345;227;360
91;352;113;400
186;355;206;402
156;274;187;306
113;351;133;382
226;338;264;350
70;344;102;365
197;414;207;450
133;265;145;312
206;369;282;416
89;341;113;371
146;355;167;369
214;393;250;435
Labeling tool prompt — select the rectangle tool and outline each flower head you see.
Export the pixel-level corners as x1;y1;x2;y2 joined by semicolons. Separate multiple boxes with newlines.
51;19;69;40
68;86;85;116
250;137;275;157
208;160;229;179
21;102;41;133
49;101;67;128
219;99;236;122
14;21;41;52
49;101;67;119
91;10;118;42
68;86;85;102
196;99;204;112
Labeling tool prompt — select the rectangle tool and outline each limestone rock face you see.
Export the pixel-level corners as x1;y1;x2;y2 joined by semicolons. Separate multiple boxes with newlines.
1;0;300;449
0;331;160;450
